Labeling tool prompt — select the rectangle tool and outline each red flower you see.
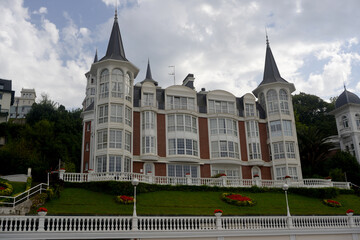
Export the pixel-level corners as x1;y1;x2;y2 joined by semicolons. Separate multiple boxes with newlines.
253;174;259;177
214;209;223;214
120;195;134;202
346;209;354;213
37;207;48;212
226;194;252;202
285;176;291;179
219;173;226;177
326;199;340;205
0;187;5;190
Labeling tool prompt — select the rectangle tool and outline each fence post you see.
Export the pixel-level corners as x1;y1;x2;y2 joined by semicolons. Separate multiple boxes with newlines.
38;215;46;232
186;173;191;185
221;176;227;187
59;169;66;180
347;214;355;228
215;213;222;230
287;216;293;229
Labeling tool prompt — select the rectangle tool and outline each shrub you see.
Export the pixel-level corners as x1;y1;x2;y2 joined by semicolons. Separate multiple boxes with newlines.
221;193;256;206
0;181;13;196
29;193;48;214
26;177;32;191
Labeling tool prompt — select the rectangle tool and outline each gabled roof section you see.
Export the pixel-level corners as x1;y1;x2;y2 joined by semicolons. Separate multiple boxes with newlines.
141;59;158;86
99;10;128;62
258;36;288;86
335;88;360;108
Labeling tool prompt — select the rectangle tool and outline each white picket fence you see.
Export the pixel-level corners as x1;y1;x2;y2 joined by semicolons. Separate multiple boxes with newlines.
0;215;358;233
0;183;48;208
60;171;351;189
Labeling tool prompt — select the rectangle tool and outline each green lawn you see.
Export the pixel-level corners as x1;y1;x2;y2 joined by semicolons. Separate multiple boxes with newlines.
11;182;27;196
42;188;360;216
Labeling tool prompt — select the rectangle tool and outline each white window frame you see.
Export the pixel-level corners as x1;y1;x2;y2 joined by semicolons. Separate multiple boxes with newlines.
97;130;108;149
110;104;123;123
109;129;122;149
98;105;108;124
245;103;255;117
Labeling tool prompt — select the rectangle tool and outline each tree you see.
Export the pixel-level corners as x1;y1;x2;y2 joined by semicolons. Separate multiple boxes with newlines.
292;92;337;136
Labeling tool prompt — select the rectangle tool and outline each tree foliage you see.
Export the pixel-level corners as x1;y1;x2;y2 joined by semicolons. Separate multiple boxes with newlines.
0;98;82;181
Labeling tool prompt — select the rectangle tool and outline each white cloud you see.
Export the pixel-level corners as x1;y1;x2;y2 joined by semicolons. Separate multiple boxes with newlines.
33;6;47;15
0;0;92;109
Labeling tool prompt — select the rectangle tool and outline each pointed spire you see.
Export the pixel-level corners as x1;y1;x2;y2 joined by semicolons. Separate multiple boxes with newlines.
93;49;98;63
99;10;127;62
146;59;153;80
141;59;158;86
258;35;288;86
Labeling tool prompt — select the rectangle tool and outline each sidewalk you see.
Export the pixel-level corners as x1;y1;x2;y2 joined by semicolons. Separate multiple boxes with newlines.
0;174;28;182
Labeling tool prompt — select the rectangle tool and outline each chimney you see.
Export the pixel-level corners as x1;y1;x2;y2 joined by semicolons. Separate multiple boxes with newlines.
182;73;195;89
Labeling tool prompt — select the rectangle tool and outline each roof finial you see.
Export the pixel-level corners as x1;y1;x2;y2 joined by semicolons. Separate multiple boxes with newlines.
265;27;269;46
343;82;346;90
114;9;118;21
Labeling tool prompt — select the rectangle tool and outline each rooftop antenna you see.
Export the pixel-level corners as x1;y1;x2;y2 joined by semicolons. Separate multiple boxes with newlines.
115;0;118;20
169;65;175;85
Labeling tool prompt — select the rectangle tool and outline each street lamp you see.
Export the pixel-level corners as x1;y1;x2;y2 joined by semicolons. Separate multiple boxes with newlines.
282;183;291;217
131;178;139;230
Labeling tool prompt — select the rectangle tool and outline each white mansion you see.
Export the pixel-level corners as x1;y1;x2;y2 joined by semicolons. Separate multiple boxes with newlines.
80;12;303;182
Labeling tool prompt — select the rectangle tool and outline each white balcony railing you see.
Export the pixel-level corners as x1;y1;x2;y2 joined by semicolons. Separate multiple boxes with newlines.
0;215;358;233
60;171;351;189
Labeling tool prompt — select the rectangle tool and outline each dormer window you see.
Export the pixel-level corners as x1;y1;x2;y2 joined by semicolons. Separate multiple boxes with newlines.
245;103;255;117
167;95;195;111
208;100;235;114
143;93;154;107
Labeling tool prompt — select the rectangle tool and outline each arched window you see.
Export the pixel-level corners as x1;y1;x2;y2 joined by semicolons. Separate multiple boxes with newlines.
125;73;131;101
355;114;360;129
111;69;124;98
99;69;109;99
279;89;289;115
266;89;279;115
251;166;261;179
342;115;349;128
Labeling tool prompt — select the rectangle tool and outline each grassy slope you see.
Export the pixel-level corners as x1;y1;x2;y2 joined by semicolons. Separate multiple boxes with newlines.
42;188;360;216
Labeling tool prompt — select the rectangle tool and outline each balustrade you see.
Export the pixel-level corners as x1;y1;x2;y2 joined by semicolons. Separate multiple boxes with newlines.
61;172;351;189
1;215;359;233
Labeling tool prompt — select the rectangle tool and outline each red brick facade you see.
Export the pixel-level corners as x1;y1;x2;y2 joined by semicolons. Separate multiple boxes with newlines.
200;164;211;178
259;123;270;162
238;121;248;161
154;163;167;176
82;121;91;172
198;117;210;159
157;114;166;157
242;166;252;179
133;111;141;156
133;162;143;174
260;166;272;180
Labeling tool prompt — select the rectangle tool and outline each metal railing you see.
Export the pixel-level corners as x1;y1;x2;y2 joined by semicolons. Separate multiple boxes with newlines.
0;183;48;208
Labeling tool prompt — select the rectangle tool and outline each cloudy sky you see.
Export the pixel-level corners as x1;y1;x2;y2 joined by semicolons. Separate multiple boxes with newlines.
1;0;360;109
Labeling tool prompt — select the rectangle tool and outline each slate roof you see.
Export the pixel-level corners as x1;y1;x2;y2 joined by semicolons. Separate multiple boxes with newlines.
257;37;288;87
141;60;158;86
335;89;360;108
99;11;128;62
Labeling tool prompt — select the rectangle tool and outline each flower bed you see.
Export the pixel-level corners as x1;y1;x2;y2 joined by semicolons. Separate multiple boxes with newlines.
115;195;134;204
0;181;13;196
37;207;48;212
221;193;256;206
323;199;341;207
212;173;226;178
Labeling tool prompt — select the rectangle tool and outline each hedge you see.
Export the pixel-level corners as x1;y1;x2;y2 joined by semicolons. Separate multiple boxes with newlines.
64;181;349;199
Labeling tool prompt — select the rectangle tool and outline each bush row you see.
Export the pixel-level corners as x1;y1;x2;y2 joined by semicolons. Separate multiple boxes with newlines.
64;181;352;199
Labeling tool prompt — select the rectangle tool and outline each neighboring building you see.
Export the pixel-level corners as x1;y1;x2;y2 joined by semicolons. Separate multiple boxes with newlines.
80;12;303;181
330;88;360;164
0;79;15;123
10;88;37;119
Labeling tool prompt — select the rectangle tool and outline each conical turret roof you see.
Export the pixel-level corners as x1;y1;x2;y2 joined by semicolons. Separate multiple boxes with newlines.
100;10;128;62
141;59;158;86
258;37;288;86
